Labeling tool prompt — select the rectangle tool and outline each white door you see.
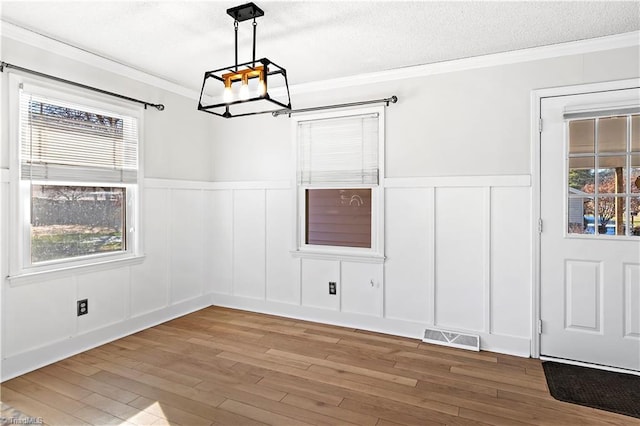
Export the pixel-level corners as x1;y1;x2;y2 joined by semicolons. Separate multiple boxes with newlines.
540;87;640;372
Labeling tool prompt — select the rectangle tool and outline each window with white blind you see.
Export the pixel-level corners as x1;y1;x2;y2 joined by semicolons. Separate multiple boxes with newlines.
10;78;142;275
295;107;384;258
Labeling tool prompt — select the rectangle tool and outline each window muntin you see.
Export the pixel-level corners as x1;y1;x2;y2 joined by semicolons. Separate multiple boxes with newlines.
567;114;640;237
11;79;142;275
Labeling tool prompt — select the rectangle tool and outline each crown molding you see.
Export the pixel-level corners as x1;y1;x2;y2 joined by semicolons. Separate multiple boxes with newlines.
2;19;638;100
290;31;640;95
0;20;200;100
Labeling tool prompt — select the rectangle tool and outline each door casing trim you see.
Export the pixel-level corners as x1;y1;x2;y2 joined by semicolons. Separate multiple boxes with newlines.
530;78;640;359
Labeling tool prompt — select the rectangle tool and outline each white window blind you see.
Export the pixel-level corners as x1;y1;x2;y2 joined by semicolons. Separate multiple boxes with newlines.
297;113;379;185
20;90;139;183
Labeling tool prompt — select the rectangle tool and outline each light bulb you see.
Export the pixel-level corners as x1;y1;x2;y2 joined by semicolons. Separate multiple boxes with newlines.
223;86;233;103
239;83;250;100
257;80;266;96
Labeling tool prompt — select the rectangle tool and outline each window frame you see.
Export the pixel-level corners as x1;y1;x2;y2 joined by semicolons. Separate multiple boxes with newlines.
8;74;144;280
292;106;385;262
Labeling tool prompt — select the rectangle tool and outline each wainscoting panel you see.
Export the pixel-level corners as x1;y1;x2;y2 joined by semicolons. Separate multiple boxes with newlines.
341;261;383;317
435;187;486;332
233;189;266;299
169;189;206;304
206;189;233;295
77;267;128;334
301;258;340;311
266;189;299;305
3;276;76;358
131;187;170;317
490;187;531;338
384;187;432;323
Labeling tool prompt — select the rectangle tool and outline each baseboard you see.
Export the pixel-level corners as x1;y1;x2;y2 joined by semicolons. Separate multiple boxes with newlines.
211;294;532;358
1;295;212;382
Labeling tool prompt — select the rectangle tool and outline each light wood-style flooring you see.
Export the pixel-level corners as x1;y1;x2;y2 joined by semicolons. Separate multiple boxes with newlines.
1;306;638;425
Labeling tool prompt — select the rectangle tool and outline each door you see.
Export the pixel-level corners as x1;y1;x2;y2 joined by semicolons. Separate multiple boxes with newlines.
540;87;640;372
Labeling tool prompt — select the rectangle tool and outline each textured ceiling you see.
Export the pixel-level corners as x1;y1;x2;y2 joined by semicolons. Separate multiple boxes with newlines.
1;1;639;92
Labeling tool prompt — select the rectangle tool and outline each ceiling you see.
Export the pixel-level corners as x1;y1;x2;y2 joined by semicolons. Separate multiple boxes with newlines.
1;1;639;93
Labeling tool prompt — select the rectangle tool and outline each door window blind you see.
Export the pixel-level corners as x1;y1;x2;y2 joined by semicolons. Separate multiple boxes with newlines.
20;90;139;183
297;113;379;185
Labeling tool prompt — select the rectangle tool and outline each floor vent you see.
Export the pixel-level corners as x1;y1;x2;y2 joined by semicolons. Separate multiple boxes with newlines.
422;328;480;352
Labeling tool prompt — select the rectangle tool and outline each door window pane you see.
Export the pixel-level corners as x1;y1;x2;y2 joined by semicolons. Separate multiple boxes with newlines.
568;196;592;234
31;185;125;263
597;156;627;195
598;116;627;153
569;119;595;154
568;157;594;192
594;196;624;235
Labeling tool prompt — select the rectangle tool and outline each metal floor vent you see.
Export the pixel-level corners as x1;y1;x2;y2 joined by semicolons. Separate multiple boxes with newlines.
422;328;480;352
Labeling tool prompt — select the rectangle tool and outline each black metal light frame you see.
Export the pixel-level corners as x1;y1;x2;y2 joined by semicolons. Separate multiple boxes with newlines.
197;2;291;118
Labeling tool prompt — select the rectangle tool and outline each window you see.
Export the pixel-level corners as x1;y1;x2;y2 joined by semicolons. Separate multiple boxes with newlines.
10;77;142;276
305;188;372;248
567;114;640;237
30;185;126;263
295;108;384;258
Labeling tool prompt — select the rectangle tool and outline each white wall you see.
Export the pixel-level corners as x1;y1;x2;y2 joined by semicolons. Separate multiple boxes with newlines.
209;45;639;181
0;33;216;380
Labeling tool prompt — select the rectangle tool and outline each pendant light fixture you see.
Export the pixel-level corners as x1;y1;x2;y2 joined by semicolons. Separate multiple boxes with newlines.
197;2;292;118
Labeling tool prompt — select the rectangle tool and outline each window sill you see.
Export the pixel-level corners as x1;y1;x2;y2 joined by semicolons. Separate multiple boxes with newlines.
291;249;385;264
7;254;146;286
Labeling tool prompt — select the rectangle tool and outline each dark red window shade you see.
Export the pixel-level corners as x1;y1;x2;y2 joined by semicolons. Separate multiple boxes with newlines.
305;189;371;248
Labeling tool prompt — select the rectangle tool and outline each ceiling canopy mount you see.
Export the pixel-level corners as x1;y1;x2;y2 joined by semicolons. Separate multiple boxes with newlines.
226;2;264;22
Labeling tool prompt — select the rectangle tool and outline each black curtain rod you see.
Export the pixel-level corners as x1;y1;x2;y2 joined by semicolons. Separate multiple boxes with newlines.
272;95;398;117
0;61;165;111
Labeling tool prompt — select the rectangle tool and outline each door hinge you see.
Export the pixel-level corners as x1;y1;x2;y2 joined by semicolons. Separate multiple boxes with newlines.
538;118;543;133
538;218;543;234
537;319;543;334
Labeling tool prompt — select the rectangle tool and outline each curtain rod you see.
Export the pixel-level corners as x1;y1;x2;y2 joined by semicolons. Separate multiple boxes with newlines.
272;95;398;117
0;61;165;111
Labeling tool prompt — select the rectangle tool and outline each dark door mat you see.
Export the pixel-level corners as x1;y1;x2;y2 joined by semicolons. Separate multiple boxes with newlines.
542;361;640;419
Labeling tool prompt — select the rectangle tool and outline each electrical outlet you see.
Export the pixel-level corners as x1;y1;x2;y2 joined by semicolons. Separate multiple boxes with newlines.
77;299;88;316
329;282;337;295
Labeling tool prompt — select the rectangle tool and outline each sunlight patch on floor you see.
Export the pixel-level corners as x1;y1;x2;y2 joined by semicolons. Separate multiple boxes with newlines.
124;401;170;426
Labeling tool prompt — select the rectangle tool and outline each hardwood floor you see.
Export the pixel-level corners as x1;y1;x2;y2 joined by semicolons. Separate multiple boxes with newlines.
1;306;637;425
